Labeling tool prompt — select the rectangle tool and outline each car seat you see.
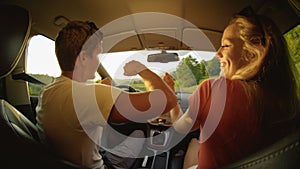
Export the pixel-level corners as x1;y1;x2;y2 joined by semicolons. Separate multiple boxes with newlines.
220;123;300;169
0;4;87;169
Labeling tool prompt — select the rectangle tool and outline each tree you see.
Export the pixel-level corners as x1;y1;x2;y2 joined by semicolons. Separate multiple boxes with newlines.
175;55;199;87
199;60;208;77
205;57;220;77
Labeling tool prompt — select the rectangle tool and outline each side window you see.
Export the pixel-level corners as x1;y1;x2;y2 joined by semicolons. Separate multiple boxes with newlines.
284;24;300;73
284;24;300;95
26;35;61;96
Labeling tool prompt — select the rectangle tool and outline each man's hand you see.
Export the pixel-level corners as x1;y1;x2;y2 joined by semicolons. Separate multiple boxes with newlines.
163;72;175;92
100;77;112;85
123;60;147;76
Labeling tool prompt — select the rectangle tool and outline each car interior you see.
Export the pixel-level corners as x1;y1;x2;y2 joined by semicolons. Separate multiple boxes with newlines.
0;0;300;169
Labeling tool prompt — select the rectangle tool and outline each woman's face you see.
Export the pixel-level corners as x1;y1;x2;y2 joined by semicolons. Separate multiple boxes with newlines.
216;24;247;79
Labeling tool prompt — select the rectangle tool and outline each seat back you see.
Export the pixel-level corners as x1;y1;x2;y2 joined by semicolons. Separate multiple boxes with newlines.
0;99;39;141
220;127;300;169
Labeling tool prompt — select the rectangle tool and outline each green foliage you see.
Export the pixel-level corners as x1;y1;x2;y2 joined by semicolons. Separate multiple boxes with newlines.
29;83;44;96
174;55;219;88
284;25;300;64
170;71;177;80
132;79;143;84
199;60;208;77
130;83;146;91
30;74;54;84
205;57;220;76
181;85;198;93
28;74;54;96
175;55;198;87
130;79;146;91
284;24;300;97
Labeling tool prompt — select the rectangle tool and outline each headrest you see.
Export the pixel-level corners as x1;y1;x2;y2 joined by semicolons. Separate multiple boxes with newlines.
0;4;31;79
289;0;300;18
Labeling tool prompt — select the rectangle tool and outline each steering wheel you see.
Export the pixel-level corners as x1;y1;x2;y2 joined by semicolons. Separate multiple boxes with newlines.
115;84;138;92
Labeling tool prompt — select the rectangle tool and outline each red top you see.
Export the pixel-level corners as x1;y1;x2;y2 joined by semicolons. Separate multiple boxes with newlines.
188;77;269;169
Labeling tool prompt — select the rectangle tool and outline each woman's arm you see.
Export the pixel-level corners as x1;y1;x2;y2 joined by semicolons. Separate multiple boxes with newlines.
136;71;199;133
173;108;200;134
162;72;199;133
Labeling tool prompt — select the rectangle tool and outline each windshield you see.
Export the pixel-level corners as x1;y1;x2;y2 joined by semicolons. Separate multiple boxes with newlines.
100;50;219;93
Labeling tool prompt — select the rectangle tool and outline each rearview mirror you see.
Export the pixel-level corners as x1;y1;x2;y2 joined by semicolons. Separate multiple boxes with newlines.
147;51;179;63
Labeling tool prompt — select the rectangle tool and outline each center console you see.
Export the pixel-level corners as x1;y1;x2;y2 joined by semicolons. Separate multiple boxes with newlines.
144;117;174;169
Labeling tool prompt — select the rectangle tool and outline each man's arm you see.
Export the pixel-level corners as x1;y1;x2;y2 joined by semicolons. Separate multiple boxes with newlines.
109;61;178;123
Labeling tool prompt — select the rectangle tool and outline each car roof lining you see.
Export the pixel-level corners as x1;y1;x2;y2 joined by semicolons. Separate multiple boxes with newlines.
2;0;300;52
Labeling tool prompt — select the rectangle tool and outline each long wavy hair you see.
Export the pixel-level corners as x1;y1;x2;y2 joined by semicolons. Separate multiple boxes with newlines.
228;13;299;137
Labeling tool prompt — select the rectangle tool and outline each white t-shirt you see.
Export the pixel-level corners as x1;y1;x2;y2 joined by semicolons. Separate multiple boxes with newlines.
36;76;122;169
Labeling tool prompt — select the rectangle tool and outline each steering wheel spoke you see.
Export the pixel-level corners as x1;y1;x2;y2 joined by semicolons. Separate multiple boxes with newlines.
115;84;138;92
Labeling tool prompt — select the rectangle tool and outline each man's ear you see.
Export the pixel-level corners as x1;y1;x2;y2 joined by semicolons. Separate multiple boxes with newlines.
78;50;88;66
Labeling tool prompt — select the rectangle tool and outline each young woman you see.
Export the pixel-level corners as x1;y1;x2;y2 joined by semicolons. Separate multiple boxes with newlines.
162;8;299;169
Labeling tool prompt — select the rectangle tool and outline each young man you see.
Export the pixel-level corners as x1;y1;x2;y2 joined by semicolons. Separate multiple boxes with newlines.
36;21;177;169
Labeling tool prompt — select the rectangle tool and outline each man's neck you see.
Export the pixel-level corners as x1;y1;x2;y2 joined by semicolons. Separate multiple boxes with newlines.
62;71;88;82
62;71;73;80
